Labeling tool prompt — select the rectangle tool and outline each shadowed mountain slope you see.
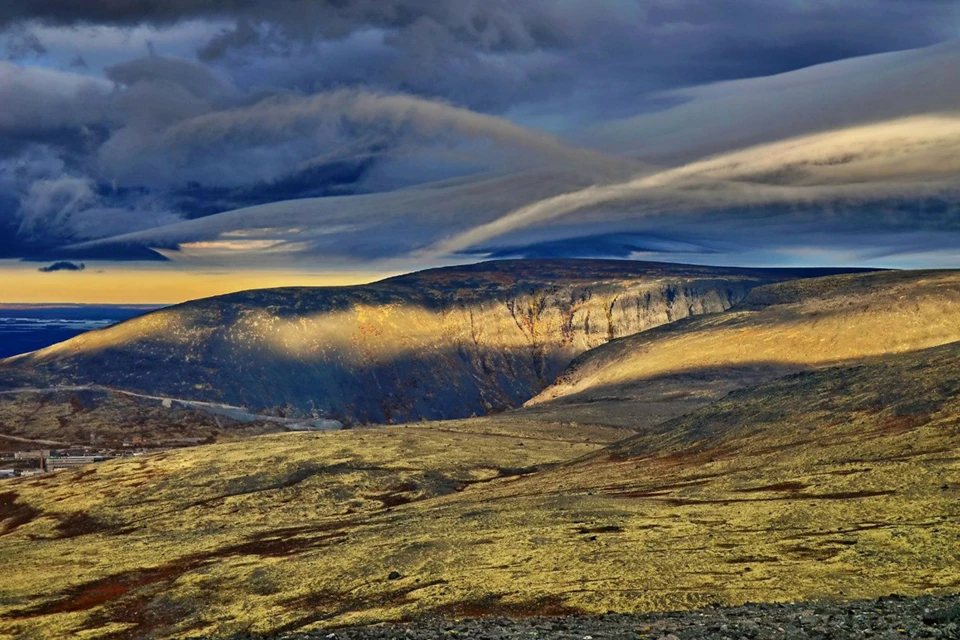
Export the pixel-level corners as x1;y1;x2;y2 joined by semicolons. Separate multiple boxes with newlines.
0;260;848;426
526;269;960;429
1;339;958;639
0;387;340;451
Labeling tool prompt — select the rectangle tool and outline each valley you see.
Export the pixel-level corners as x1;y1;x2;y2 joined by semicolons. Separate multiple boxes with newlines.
1;261;959;640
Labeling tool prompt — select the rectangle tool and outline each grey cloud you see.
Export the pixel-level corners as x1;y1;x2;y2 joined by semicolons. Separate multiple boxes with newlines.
4;1;958;117
76;41;960;272
0;62;111;141
1;3;960;267
0;59;215;251
432;36;960;256
38;260;85;272
4;24;45;59
106;54;237;102
96;88;627;190
0;51;629;257
590;39;960;163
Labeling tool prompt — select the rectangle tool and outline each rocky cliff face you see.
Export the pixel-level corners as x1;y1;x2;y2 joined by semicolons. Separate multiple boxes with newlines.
0;260;851;424
526;269;960;426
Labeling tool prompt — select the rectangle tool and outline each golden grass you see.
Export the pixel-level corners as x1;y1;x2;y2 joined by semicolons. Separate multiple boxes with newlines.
533;270;960;405
2;342;960;639
0;418;623;639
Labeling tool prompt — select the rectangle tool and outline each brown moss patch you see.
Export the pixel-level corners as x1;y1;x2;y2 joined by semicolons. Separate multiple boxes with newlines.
782;545;844;561
0;491;41;536
10;521;355;625
726;556;779;564
370;480;421;508
575;525;623;535
661;490;895;506
735;482;808;493
52;511;122;539
13;565;189;617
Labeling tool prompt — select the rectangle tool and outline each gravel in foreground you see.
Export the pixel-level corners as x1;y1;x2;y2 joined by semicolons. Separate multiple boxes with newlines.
268;594;960;640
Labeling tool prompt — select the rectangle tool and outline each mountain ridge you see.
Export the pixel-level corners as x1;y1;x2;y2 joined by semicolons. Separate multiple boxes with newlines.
526;269;960;428
0;259;860;428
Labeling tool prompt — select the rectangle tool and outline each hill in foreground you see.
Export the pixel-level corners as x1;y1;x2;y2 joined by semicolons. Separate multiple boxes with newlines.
0;260;851;432
2;295;959;639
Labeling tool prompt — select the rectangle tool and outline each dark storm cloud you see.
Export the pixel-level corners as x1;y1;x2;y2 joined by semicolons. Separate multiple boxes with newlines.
0;1;249;27
187;0;960;115
0;1;958;265
4;2;957;129
0;60;195;256
0;45;619;258
4;1;958;113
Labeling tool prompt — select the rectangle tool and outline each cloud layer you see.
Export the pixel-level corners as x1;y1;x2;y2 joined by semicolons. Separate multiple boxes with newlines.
0;52;618;258
0;2;959;267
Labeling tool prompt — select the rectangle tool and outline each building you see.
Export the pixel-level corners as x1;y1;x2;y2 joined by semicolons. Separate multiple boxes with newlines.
45;456;109;472
14;450;50;461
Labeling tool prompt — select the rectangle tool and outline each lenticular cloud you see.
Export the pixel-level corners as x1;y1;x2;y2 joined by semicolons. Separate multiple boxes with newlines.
80;40;960;268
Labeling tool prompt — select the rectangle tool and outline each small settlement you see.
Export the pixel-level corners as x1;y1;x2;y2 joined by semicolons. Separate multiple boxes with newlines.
0;435;216;480
0;448;141;478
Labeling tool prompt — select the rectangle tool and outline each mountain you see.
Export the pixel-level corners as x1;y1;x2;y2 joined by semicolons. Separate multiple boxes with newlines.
0;260;853;429
2;331;958;639
525;269;960;429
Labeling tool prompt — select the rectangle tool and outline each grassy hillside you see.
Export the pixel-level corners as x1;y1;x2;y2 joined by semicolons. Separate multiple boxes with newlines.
2;340;959;639
527;269;960;428
0;418;627;639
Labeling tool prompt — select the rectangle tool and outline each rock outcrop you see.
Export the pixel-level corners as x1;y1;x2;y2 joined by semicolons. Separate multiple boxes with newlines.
526;269;960;429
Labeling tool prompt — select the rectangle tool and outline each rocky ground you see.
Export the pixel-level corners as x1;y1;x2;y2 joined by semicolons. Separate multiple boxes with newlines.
268;595;960;640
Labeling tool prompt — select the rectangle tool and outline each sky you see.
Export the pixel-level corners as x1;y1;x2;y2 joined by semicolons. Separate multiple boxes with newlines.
1;1;960;303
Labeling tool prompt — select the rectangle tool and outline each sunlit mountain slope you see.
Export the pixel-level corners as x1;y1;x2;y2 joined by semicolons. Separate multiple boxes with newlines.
0;260;841;426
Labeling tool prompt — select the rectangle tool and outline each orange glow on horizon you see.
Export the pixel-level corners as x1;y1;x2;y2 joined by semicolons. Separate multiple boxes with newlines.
0;264;397;305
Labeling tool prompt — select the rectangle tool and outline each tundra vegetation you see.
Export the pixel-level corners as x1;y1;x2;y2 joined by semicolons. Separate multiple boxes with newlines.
1;266;959;639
